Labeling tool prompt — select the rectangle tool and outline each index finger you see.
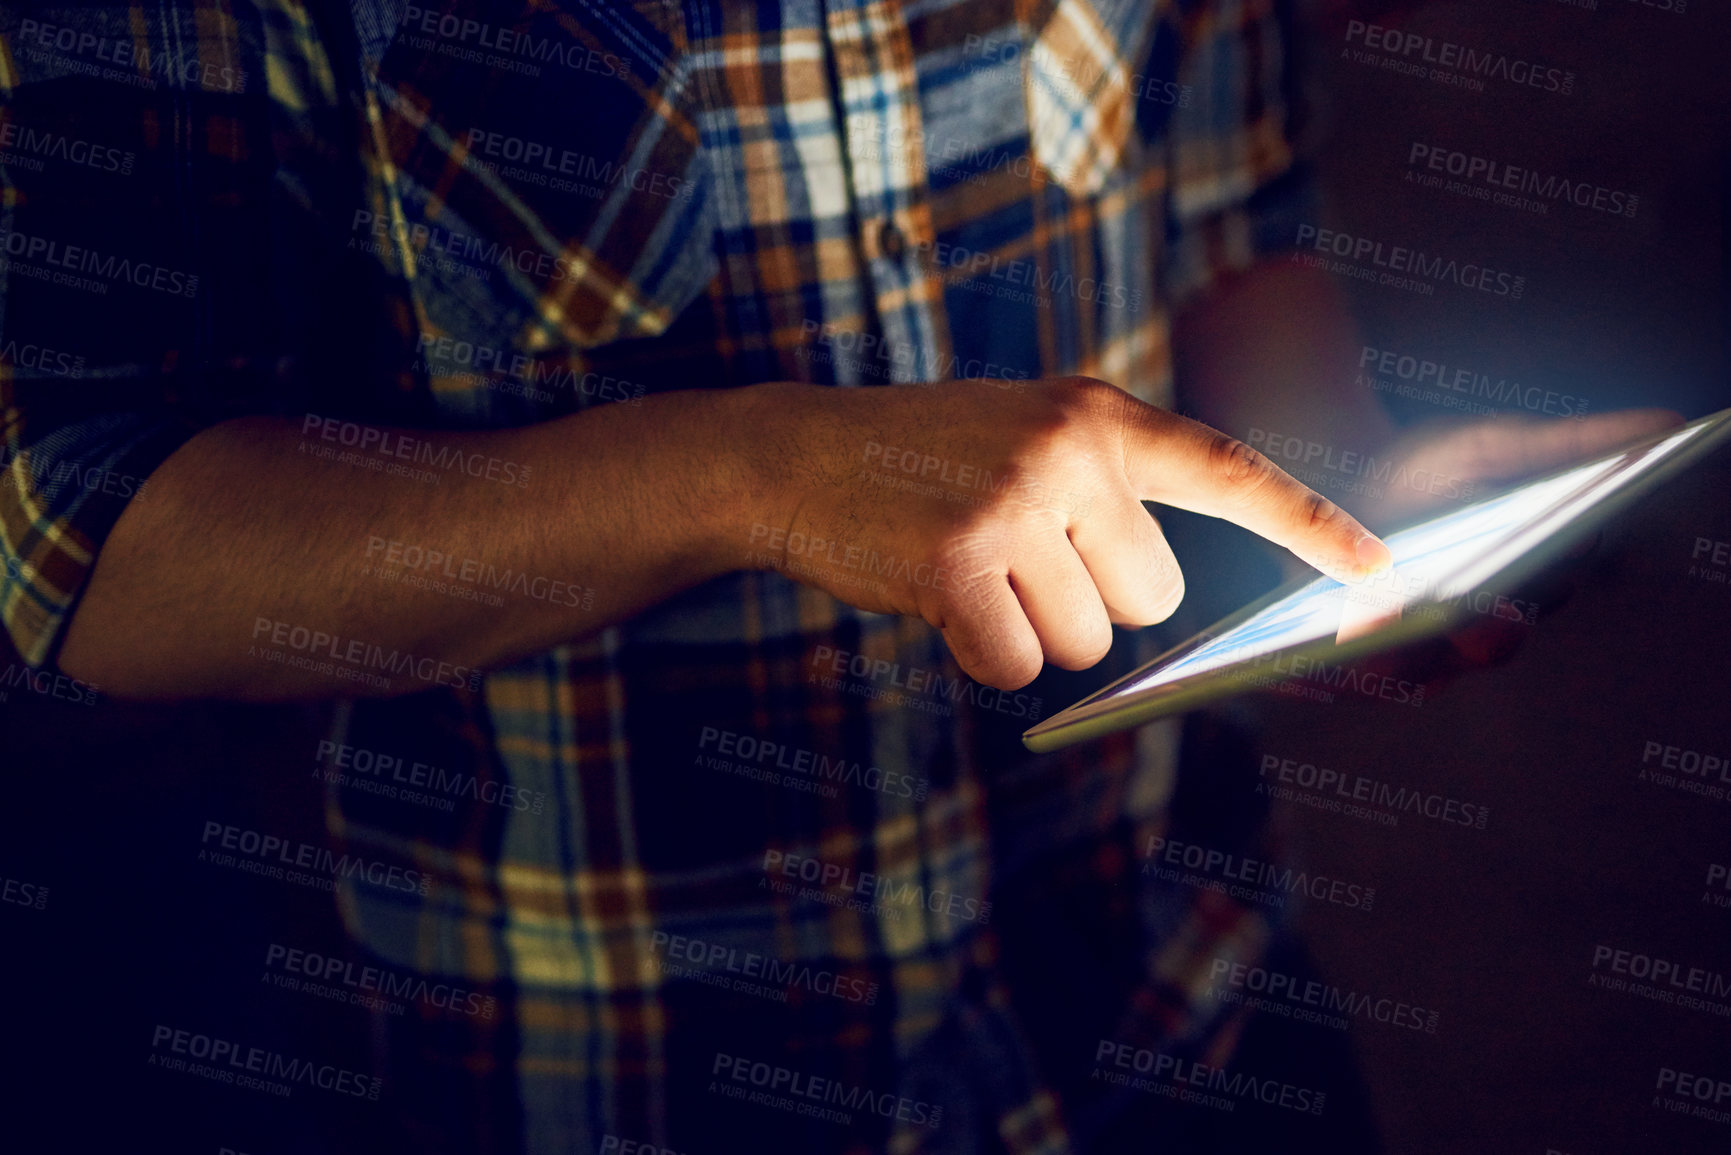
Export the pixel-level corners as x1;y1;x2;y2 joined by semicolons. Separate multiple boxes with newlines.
1120;402;1393;583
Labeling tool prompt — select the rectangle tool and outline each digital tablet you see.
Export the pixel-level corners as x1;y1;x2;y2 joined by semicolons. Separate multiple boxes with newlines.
1022;407;1731;753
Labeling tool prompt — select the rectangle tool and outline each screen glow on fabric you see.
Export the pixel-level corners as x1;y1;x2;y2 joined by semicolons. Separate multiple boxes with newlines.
1115;422;1710;697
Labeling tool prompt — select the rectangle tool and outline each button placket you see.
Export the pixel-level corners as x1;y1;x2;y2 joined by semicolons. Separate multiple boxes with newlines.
821;0;950;384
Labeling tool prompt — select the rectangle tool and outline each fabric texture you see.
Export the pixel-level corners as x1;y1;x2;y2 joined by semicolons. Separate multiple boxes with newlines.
0;1;1318;1150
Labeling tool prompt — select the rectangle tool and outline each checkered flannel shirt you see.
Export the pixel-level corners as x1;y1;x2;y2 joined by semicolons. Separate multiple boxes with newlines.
1;0;1314;1150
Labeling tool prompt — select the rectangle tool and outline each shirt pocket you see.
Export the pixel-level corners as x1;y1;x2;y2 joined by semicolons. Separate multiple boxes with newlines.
1023;0;1168;197
354;0;718;383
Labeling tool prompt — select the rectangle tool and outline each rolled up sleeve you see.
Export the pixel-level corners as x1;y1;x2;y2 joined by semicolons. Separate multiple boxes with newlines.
0;0;356;668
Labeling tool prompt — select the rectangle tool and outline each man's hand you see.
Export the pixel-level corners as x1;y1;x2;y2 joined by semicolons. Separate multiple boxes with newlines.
742;376;1393;691
1356;408;1683;527
57;375;1385;703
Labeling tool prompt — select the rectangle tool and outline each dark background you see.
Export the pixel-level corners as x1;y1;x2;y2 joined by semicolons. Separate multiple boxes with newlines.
3;1;1729;1152
1273;1;1731;1152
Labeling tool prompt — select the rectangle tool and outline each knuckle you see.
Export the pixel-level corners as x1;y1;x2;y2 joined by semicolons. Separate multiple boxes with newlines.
1209;435;1278;494
1122;572;1183;627
997;643;1045;690
1075;628;1113;667
952;624;1039;690
1151;565;1186;621
1047;375;1126;426
931;529;1003;588
1053;373;1119;401
913;580;956;632
923;577;980;638
944;633;988;681
1048;602;1113;670
1299;490;1342;532
1025;378;1131;485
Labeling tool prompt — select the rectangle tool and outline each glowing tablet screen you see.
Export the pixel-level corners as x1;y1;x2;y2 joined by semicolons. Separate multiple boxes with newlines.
1114;422;1710;698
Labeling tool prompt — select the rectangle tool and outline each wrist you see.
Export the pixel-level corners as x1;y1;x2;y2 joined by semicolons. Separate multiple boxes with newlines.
693;380;819;578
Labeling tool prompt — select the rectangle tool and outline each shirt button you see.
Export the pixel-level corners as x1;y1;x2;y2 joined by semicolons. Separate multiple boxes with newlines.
877;220;907;259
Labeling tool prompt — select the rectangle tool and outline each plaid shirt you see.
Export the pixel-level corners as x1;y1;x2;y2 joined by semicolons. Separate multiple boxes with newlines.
1;1;1315;1150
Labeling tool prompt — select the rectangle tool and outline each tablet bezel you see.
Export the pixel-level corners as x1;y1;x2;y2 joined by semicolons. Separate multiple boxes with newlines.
1021;407;1731;753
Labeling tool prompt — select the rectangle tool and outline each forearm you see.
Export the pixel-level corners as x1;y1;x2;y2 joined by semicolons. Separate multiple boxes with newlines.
58;387;772;701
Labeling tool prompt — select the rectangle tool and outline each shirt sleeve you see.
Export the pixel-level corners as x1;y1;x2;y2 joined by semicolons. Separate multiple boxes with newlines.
0;1;359;669
1158;0;1318;309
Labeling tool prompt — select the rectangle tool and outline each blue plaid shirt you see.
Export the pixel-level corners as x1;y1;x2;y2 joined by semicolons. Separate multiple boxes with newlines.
2;0;1315;1149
